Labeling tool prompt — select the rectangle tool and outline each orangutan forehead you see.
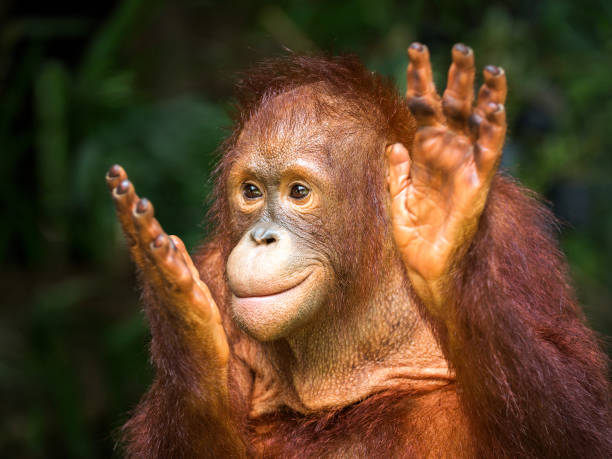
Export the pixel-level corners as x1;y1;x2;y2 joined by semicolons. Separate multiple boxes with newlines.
241;84;346;137
235;83;381;162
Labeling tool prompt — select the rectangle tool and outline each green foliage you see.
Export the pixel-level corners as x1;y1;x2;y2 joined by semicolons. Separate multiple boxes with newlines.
1;0;611;456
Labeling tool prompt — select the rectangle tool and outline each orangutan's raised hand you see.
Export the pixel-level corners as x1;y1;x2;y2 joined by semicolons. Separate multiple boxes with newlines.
105;165;229;371
387;43;507;314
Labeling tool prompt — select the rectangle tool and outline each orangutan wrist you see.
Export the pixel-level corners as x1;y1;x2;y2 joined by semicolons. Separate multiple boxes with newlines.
405;239;474;319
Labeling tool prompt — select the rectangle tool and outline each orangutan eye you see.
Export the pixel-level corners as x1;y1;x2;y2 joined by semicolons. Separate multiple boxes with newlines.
243;183;263;200
289;184;310;200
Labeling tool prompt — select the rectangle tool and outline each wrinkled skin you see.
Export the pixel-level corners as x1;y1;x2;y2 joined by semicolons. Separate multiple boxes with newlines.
226;206;333;341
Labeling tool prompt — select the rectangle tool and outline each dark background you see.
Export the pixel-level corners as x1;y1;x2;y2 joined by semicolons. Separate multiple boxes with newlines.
1;0;611;457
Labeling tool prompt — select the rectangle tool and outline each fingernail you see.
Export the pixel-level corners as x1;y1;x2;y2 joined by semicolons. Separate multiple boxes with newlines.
108;164;121;177
153;234;165;248
488;101;503;112
485;65;501;76
169;237;177;250
468;113;483;128
116;180;130;194
454;43;471;55
410;42;424;52
136;198;149;214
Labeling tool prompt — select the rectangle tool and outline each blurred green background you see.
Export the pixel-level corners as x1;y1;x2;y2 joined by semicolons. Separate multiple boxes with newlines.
1;0;611;456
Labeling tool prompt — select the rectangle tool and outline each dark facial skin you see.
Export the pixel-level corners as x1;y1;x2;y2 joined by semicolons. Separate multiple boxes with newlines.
225;88;344;341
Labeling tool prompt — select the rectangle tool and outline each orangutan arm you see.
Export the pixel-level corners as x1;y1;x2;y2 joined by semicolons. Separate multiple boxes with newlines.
387;43;612;456
106;166;247;458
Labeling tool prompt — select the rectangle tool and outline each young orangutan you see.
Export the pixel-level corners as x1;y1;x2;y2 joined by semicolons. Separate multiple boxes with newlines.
106;43;612;457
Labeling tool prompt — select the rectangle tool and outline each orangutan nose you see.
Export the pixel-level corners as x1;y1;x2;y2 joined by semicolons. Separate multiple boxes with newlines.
250;224;280;245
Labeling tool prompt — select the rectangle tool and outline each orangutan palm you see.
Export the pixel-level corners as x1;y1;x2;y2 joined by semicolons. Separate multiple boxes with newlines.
387;43;507;302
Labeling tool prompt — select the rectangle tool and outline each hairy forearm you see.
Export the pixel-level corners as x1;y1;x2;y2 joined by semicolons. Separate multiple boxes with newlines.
123;379;247;458
124;287;247;458
433;176;612;457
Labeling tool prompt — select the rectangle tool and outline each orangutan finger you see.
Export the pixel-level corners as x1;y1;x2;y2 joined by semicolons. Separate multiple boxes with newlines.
386;143;411;198
474;102;507;177
386;142;413;226
442;43;475;134
169;235;222;323
106;164;127;191
170;236;203;288
149;233;194;293
111;178;141;250
132;197;166;254
406;42;444;127
475;65;507;114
